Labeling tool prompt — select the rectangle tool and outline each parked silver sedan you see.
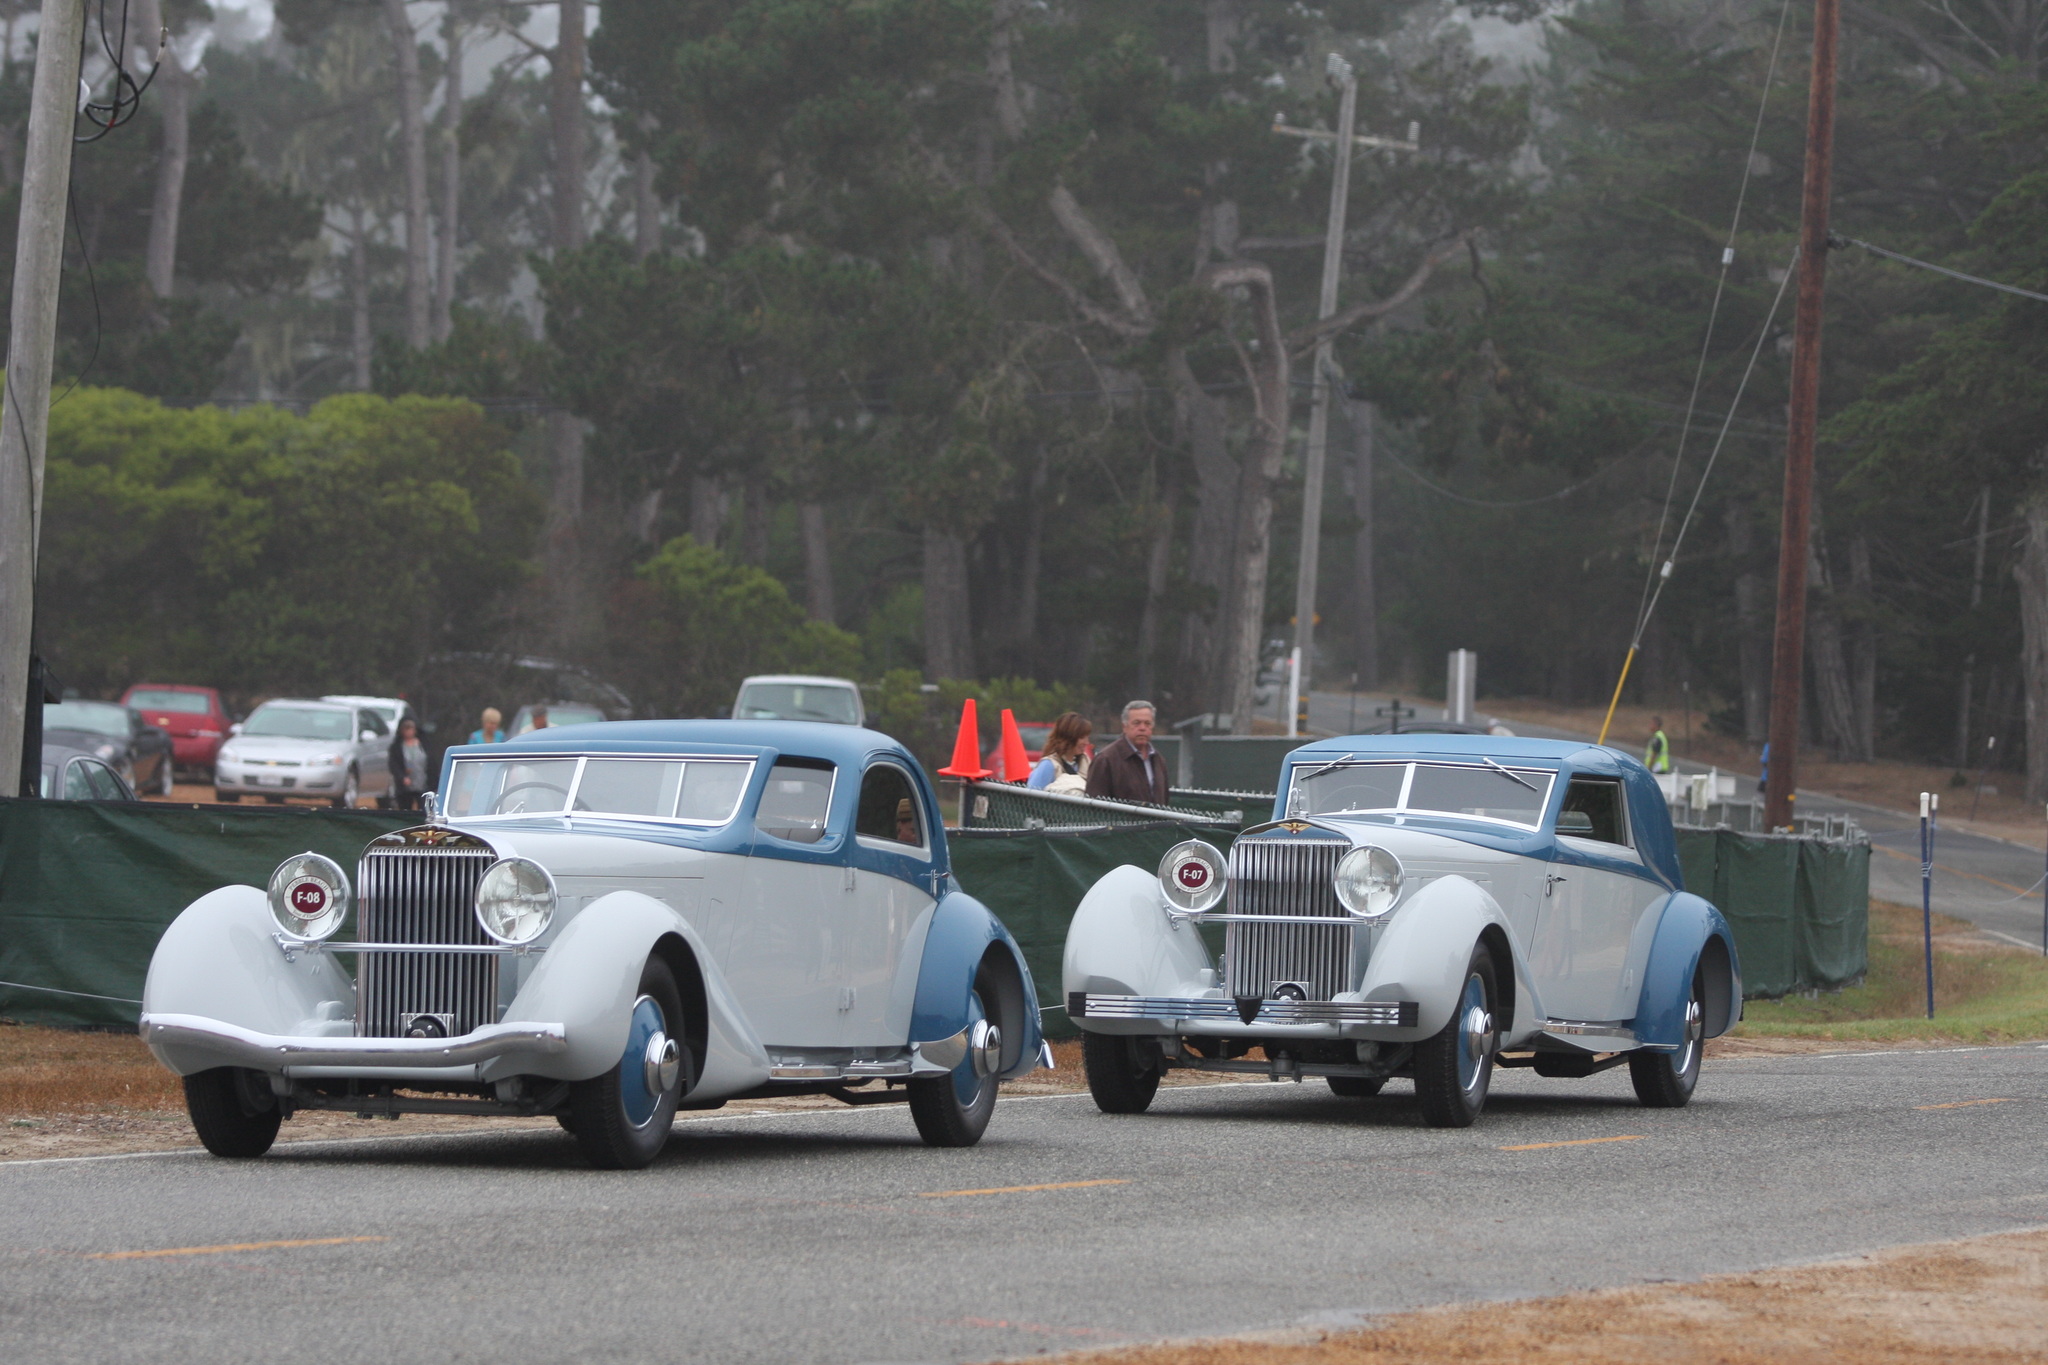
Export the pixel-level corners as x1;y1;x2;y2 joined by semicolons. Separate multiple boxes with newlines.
213;700;392;806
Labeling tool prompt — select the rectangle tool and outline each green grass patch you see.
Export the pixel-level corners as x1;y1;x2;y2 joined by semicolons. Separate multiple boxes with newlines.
1735;899;2048;1044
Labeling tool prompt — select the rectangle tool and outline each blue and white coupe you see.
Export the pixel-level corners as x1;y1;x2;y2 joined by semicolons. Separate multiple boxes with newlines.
1063;736;1740;1126
142;721;1047;1167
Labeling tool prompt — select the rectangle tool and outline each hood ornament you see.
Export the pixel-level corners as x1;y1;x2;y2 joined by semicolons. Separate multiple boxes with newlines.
422;790;442;825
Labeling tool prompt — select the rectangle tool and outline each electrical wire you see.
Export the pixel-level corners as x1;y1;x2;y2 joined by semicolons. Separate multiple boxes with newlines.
76;0;162;144
1834;235;2048;305
1373;436;1646;509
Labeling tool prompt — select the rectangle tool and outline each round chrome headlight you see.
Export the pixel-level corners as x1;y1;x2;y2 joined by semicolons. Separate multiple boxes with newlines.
268;851;350;941
1333;845;1403;920
474;857;556;945
1158;840;1227;914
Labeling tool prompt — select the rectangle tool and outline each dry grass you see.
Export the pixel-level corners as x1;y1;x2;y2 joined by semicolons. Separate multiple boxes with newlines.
0;1022;181;1115
1004;1228;2048;1365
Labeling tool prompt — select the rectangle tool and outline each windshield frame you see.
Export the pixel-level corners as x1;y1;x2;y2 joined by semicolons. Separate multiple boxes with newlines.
444;753;758;827
1287;759;1558;831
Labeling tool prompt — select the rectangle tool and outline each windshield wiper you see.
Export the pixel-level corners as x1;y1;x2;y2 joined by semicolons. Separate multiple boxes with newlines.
1483;756;1538;791
1297;752;1358;782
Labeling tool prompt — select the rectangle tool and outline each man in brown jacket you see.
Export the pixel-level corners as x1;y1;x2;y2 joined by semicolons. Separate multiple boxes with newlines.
1086;700;1169;806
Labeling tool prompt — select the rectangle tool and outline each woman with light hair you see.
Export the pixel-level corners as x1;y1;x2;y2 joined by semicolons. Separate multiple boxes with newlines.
468;707;505;745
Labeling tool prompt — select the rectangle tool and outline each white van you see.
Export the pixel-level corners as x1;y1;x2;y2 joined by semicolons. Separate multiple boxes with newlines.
732;674;866;726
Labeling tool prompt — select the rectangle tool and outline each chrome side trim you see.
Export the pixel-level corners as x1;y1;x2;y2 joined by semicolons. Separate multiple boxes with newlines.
1543;1018;1638;1042
141;1013;567;1069
1068;993;1419;1028
314;941;545;956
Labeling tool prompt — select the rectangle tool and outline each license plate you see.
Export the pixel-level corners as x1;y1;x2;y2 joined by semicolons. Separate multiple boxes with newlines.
253;773;281;786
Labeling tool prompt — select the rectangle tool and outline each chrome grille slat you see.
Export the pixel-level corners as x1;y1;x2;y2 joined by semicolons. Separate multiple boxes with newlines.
356;847;497;1038
1224;839;1350;1001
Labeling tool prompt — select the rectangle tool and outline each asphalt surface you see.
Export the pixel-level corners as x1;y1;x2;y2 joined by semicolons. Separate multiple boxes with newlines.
1306;689;2048;952
4;1045;2045;1363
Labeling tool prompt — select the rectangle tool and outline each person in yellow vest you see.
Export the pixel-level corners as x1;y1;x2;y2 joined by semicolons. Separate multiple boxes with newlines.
1644;716;1672;773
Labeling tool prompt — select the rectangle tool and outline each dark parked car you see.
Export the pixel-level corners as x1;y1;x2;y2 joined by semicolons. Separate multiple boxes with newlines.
121;684;232;778
42;700;173;796
40;741;137;801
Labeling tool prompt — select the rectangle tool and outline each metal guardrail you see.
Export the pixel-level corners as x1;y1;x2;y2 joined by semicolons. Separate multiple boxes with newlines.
1668;798;1866;843
951;780;1244;832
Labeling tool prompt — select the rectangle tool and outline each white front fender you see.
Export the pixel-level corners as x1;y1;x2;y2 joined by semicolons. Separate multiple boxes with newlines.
490;889;770;1091
1062;864;1214;1034
143;886;358;1075
1360;876;1544;1041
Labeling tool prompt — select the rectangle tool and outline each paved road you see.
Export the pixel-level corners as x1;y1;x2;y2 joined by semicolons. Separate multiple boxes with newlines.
1306;690;2048;952
4;1046;2044;1363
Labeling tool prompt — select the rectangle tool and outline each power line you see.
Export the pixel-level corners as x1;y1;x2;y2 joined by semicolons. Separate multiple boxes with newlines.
1834;235;2048;305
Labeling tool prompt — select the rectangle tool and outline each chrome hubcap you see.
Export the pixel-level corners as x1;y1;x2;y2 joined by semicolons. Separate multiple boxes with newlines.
1678;997;1703;1074
1455;972;1494;1099
643;1032;681;1094
969;1018;1002;1078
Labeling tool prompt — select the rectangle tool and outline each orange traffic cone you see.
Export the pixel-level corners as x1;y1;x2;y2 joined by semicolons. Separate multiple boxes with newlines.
998;709;1031;784
937;698;993;780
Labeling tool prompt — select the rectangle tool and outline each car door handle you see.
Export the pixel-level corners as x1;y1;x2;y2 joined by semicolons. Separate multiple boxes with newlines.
1545;874;1568;897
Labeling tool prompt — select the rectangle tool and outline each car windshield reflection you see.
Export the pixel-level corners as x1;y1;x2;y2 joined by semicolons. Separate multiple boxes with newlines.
444;754;755;825
1291;760;1555;828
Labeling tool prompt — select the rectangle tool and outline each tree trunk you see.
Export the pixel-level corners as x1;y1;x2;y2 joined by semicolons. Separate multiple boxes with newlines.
633;149;659;260
923;527;976;681
1807;551;1860;760
799;502;835;623
349;213;371;390
143;37;189;300
1167;346;1238;716
550;0;586;253
1849;534;1875;760
1013;448;1047;664
1203;262;1290;735
2015;496;2048;804
1347;397;1377;688
1136;473;1177;702
690;475;723;547
1728;502;1769;743
382;0;431;349
739;474;770;565
434;6;462;341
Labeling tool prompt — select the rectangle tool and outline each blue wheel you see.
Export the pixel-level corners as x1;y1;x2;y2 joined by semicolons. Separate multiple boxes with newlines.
1414;947;1498;1128
908;986;1001;1147
567;957;688;1168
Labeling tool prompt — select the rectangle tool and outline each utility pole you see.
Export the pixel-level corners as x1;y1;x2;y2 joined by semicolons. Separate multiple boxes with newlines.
1276;57;1418;733
1763;0;1840;831
1954;484;1990;767
0;0;90;793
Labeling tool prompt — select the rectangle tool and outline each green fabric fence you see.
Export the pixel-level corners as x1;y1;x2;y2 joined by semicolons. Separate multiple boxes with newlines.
0;799;1864;1033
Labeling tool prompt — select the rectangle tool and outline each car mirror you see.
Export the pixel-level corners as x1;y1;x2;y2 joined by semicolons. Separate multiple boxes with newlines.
360;729;377;742
229;722;243;736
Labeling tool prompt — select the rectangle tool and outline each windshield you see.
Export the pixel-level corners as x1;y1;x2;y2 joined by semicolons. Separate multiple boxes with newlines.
242;706;356;741
444;755;754;823
511;703;604;736
1290;760;1555;829
735;683;859;725
43;701;130;737
127;690;210;715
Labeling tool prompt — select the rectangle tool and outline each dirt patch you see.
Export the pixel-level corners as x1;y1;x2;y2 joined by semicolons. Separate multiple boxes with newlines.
1003;1227;2048;1365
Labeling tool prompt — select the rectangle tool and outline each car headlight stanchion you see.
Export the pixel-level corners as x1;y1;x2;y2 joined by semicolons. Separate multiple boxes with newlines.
1333;845;1403;920
475;858;557;945
1158;839;1228;915
268;852;351;941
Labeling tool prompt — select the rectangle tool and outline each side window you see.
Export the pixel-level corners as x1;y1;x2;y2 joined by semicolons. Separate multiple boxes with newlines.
360;710;389;738
856;764;924;850
755;762;834;844
86;762;125;801
1558;778;1628;846
62;761;94;801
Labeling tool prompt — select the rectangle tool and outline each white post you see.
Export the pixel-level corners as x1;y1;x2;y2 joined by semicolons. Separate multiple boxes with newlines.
1447;649;1476;726
0;0;90;792
1286;647;1302;738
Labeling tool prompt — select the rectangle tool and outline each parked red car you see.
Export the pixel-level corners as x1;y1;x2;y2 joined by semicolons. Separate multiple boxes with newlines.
120;684;231;778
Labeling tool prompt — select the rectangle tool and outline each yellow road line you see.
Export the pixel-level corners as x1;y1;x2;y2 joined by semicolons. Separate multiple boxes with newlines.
918;1178;1129;1199
1499;1135;1645;1152
88;1236;387;1261
1914;1098;2017;1111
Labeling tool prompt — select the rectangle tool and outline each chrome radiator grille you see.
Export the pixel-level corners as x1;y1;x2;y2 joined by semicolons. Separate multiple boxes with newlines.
356;848;498;1039
1224;839;1351;1001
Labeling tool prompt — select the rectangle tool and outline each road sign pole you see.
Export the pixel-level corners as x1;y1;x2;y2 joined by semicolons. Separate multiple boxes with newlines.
1919;791;1935;1019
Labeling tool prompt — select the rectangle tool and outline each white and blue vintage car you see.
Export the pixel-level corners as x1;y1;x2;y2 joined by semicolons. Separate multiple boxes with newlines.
142;721;1047;1167
1064;736;1740;1127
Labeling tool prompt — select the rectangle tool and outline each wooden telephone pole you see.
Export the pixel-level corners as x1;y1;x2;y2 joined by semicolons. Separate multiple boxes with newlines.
0;0;89;793
1763;0;1841;831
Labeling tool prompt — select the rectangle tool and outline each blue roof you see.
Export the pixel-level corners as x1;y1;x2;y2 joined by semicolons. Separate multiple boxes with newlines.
454;718;910;768
1288;733;1624;768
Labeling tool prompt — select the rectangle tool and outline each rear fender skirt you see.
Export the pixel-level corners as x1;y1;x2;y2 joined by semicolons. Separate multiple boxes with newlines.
1359;876;1544;1041
143;886;358;1076
1632;892;1742;1048
485;889;769;1089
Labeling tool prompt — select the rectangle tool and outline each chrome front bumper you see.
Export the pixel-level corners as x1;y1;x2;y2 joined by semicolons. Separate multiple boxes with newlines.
141;1013;568;1071
1068;993;1419;1028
